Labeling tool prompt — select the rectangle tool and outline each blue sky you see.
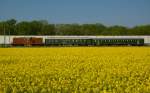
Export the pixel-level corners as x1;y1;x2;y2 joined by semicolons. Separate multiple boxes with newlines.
0;0;150;27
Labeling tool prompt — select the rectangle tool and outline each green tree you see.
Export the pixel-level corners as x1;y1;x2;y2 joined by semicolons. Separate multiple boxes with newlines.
40;24;55;35
16;21;31;35
81;24;106;35
102;25;128;35
130;25;150;35
5;19;17;35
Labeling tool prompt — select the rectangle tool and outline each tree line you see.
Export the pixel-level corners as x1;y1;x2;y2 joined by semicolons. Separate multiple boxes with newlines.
0;19;150;35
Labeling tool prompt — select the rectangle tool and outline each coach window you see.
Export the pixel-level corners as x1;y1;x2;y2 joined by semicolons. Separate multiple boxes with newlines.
99;40;101;43
133;40;135;42
110;40;112;43
112;40;114;43
50;39;54;43
128;40;130;42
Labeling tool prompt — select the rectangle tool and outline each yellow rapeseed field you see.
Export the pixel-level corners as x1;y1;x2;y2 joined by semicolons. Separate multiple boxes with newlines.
0;47;150;93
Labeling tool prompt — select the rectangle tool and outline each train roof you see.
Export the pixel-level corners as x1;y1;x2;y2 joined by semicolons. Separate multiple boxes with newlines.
93;38;144;40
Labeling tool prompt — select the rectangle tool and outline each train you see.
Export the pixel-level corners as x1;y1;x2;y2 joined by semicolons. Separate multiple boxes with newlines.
0;36;150;46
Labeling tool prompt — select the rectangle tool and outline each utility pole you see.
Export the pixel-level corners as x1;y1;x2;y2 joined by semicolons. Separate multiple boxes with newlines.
9;29;10;47
4;23;6;47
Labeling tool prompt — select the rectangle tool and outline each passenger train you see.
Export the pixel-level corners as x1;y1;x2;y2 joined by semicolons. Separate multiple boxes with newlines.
0;36;150;46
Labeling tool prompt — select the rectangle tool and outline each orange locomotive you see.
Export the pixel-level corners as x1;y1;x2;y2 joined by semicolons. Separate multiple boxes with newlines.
12;37;43;46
